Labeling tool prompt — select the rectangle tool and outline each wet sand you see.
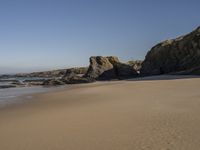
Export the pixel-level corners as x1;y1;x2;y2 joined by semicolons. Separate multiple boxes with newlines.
0;75;200;150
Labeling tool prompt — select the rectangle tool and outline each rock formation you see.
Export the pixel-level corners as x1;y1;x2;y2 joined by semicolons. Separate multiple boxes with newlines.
127;60;143;72
85;56;117;80
141;26;200;75
0;85;16;89
16;67;88;78
42;79;65;86
59;66;94;84
85;56;138;80
62;76;94;84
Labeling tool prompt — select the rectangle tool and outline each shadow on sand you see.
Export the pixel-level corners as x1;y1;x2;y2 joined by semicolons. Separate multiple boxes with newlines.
126;75;200;82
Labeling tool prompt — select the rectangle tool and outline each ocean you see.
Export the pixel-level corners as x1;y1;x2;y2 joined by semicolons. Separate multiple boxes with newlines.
0;86;51;107
0;77;57;107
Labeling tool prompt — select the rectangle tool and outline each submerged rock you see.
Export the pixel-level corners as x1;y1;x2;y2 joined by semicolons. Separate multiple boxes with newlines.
141;26;200;75
11;80;25;87
23;79;46;86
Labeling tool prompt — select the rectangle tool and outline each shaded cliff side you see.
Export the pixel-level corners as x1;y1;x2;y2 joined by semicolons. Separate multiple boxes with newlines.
141;26;200;75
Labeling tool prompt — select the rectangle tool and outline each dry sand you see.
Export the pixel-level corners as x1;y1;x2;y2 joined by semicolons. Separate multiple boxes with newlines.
0;75;200;150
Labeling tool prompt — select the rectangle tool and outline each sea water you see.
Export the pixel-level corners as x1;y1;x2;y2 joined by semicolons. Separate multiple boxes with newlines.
0;86;52;107
0;77;57;107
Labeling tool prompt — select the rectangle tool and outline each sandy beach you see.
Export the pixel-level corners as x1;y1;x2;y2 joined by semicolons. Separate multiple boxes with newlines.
0;76;200;150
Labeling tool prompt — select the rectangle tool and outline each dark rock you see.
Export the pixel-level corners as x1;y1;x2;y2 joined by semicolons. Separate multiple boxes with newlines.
85;56;116;80
141;26;200;75
0;79;19;82
106;56;120;64
115;63;138;79
107;57;138;79
127;60;143;72
23;79;46;86
61;66;94;84
64;69;78;78
0;85;16;89
170;66;200;75
15;67;88;78
42;79;65;86
68;67;88;75
85;56;138;80
62;76;95;84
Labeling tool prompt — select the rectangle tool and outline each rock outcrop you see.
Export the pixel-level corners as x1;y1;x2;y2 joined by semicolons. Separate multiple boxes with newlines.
0;85;16;89
24;80;45;86
60;67;94;84
42;79;65;86
141;26;200;75
85;56;138;80
127;60;143;72
85;56;117;80
62;76;94;84
16;67;88;78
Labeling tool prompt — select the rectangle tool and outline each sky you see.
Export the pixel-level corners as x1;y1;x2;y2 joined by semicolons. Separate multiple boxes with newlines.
0;0;200;74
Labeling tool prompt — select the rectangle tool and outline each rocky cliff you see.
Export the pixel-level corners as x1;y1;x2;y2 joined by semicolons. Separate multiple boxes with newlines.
141;26;200;75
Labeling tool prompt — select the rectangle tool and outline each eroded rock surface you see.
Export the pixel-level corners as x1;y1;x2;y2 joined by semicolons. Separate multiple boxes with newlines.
85;56;138;80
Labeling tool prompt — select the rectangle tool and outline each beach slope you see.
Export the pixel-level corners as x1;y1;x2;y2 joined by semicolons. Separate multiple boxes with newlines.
0;76;200;150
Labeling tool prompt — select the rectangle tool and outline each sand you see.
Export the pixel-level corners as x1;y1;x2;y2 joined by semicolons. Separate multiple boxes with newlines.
0;75;200;150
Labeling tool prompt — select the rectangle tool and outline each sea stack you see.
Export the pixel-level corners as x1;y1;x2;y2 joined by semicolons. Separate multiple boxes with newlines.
85;56;138;80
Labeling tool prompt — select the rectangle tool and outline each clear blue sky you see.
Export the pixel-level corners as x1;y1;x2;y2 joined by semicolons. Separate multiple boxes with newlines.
0;0;200;74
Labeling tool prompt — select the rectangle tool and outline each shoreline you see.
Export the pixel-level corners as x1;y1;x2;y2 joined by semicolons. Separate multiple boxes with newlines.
1;75;199;109
0;80;122;110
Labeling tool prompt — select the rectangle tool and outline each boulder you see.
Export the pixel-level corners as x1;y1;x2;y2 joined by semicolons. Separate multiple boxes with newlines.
141;26;200;75
85;56;138;80
85;56;117;80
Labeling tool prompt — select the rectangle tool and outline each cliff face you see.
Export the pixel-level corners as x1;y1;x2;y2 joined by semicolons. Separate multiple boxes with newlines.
141;26;200;75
